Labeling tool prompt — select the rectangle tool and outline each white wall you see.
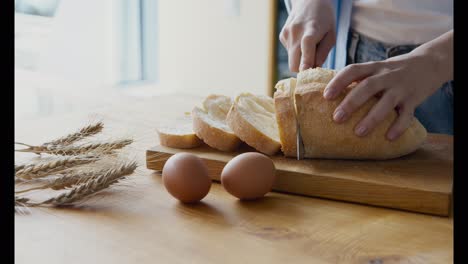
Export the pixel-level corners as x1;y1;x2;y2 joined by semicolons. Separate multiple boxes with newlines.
33;0;275;97
37;0;119;87
155;0;274;97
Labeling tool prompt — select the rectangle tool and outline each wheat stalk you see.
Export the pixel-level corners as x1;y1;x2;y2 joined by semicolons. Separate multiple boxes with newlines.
15;196;31;213
43;122;104;146
15;196;30;205
32;161;137;206
16;168;113;193
15;164;26;172
15;156;98;180
15;139;133;156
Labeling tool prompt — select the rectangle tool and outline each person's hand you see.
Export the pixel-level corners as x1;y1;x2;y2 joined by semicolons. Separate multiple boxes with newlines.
323;53;448;141
279;0;336;72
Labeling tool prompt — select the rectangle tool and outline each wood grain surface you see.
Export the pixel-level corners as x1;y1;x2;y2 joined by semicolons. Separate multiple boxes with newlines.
146;133;453;216
15;93;454;264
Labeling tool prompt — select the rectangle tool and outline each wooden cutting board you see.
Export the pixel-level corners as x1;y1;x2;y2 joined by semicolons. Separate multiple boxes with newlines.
146;134;453;216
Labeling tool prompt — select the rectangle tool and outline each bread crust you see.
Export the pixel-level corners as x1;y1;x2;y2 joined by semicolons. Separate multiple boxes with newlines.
297;67;337;85
157;129;202;149
192;106;241;152
295;82;427;160
226;95;281;155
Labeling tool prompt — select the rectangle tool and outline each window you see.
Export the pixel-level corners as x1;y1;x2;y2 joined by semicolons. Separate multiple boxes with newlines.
14;0;158;86
276;0;294;81
15;0;61;71
118;0;158;86
15;0;61;17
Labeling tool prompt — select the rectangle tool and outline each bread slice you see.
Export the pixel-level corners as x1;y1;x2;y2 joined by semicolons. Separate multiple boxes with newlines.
294;81;427;159
273;77;298;157
226;93;281;155
192;95;241;151
156;116;202;149
273;67;337;157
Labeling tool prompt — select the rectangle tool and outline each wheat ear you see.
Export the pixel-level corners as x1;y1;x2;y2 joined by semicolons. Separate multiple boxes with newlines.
15;196;31;213
33;161;137;206
15;168;113;193
15;139;133;156
44;122;104;146
15;164;26;172
15;156;98;180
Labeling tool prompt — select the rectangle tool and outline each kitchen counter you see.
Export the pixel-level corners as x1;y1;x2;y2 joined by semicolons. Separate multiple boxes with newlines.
15;73;453;264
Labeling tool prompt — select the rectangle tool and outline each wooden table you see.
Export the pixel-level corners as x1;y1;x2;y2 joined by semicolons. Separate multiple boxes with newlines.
15;93;453;264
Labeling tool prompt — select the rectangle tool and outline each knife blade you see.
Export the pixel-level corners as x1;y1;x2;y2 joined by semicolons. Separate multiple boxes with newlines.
290;81;304;160
296;123;304;160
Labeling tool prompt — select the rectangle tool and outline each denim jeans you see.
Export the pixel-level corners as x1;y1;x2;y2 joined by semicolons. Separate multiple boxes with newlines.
346;30;453;135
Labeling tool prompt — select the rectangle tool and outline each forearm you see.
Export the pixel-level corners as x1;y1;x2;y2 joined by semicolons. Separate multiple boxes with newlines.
410;30;453;84
289;0;334;10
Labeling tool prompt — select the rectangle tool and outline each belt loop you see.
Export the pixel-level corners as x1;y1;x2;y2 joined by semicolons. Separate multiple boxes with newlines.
347;30;359;65
386;45;418;59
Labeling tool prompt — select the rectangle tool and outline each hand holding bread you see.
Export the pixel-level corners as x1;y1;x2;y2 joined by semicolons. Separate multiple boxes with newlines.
323;31;453;141
291;68;427;159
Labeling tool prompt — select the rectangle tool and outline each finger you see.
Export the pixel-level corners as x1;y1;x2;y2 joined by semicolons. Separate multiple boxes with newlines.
324;63;377;100
332;75;385;123
354;91;400;137
279;27;289;48
299;32;319;71
315;30;336;67
279;17;294;49
386;105;415;141
288;43;302;73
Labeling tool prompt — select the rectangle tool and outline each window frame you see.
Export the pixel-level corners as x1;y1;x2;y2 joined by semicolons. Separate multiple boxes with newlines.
117;0;158;87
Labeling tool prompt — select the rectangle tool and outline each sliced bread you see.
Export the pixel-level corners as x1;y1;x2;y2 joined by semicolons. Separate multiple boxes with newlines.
156;115;202;149
273;77;298;157
192;95;241;151
273;67;337;158
226;93;281;155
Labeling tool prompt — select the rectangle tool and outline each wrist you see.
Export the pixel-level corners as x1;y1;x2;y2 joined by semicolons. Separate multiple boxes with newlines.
411;31;453;83
401;48;449;91
423;47;452;85
290;0;333;8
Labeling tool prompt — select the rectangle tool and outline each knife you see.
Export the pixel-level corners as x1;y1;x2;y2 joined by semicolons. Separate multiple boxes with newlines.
295;113;304;160
290;82;304;160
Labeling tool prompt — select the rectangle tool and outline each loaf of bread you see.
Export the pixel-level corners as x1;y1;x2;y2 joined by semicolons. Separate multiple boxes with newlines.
192;95;242;151
226;93;281;155
164;67;426;160
274;67;427;160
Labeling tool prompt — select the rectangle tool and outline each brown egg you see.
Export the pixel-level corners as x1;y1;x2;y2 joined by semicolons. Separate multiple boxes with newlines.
221;152;276;200
162;153;211;203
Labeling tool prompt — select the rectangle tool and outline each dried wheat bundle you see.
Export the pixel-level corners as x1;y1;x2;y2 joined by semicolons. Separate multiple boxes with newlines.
15;156;98;180
15;121;138;210
31;161;138;206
